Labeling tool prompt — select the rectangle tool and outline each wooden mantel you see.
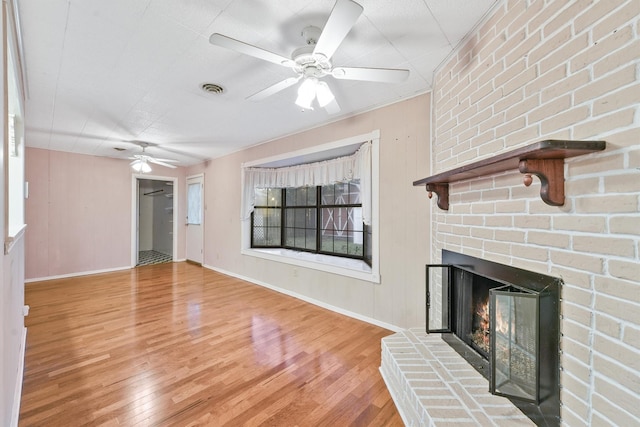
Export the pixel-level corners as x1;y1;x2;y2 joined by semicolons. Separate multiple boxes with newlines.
413;140;606;210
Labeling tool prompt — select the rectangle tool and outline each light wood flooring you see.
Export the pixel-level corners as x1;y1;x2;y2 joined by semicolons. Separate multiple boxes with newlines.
20;262;402;426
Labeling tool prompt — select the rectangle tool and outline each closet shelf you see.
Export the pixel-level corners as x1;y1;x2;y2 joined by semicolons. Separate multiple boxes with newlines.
413;140;606;210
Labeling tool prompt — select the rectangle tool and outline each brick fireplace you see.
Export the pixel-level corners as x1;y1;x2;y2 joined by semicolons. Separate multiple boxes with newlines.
381;250;562;425
430;250;560;424
380;1;639;425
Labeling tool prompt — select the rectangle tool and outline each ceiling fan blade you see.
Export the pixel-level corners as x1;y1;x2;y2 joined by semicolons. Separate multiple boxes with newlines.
148;158;177;169
313;0;363;60
209;33;293;67
247;77;301;102
332;67;410;83
152;158;179;163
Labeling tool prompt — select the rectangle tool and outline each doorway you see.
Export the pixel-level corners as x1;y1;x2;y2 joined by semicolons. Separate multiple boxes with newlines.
186;174;204;264
134;178;176;266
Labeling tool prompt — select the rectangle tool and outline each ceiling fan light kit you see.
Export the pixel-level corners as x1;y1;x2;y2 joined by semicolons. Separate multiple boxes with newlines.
295;78;336;110
131;159;152;174
209;0;409;113
315;81;335;107
295;78;317;110
129;142;178;173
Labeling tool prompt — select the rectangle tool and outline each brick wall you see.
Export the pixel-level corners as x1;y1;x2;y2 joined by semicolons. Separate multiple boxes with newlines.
431;0;639;425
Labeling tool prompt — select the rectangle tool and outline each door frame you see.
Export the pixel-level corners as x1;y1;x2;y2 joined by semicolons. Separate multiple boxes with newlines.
130;174;178;267
185;173;204;264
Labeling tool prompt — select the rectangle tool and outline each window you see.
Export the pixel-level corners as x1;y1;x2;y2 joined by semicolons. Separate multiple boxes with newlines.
251;180;370;264
319;181;364;258
187;181;202;225
284;186;316;251
241;130;380;283
251;188;282;246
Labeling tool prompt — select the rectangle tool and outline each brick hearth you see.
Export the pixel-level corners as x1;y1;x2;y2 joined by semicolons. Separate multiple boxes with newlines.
380;328;534;426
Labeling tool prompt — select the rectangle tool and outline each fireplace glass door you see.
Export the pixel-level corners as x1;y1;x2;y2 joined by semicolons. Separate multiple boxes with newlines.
490;285;540;403
425;264;452;333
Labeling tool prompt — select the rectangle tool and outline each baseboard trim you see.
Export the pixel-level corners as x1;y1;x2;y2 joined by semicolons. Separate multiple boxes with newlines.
10;327;27;427
203;263;402;333
25;266;132;283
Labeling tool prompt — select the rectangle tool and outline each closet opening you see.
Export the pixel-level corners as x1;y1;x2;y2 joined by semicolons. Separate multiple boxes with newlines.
136;178;175;266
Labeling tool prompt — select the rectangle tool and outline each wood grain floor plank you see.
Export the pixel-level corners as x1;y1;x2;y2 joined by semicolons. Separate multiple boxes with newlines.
20;262;403;426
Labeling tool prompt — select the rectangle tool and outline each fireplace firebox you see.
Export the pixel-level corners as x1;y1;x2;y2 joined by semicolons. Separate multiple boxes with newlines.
426;250;561;426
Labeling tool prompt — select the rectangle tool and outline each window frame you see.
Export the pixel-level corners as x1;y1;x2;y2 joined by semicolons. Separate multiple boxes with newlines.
282;186;318;253
251;182;369;264
241;130;380;284
317;181;366;261
4;0;27;254
250;208;282;248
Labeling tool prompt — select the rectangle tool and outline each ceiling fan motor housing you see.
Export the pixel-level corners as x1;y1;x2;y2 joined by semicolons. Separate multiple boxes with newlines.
291;48;331;78
290;26;332;78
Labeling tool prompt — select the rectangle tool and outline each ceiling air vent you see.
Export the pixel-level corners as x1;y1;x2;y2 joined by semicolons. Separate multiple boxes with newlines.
201;83;224;94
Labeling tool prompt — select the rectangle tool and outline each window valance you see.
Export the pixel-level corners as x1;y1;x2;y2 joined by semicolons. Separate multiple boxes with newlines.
242;142;372;224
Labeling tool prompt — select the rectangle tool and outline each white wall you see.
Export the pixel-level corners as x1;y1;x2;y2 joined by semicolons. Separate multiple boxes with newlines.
187;94;431;329
1;237;25;427
1;2;27;426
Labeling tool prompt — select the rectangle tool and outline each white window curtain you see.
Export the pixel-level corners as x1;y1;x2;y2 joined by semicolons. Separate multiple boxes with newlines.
242;142;372;224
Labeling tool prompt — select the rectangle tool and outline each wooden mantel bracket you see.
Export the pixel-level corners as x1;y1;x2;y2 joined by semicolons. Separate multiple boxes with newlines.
413;140;606;211
426;183;449;210
518;158;564;206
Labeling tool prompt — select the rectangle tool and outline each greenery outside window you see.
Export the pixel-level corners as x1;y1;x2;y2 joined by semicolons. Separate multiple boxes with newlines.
251;180;370;265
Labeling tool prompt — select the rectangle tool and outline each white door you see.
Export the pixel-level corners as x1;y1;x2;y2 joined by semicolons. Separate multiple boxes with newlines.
186;175;204;264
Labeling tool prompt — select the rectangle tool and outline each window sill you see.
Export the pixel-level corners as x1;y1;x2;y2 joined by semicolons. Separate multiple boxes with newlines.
242;247;380;283
5;223;26;254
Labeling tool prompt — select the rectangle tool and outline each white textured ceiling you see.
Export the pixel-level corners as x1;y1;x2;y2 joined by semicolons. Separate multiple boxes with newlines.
18;0;497;166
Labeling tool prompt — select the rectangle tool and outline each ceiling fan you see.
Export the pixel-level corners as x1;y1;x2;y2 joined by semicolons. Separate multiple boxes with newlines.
209;0;409;113
129;142;178;173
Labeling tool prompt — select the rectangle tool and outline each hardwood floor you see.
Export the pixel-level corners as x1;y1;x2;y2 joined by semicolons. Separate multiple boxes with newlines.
20;262;403;426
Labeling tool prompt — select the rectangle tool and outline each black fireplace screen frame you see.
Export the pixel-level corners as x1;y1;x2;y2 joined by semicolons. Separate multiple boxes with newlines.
425;264;452;333
490;284;545;404
425;250;562;427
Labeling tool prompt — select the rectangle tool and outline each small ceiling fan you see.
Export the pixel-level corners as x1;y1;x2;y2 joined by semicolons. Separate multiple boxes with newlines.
209;0;409;113
129;142;178;173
